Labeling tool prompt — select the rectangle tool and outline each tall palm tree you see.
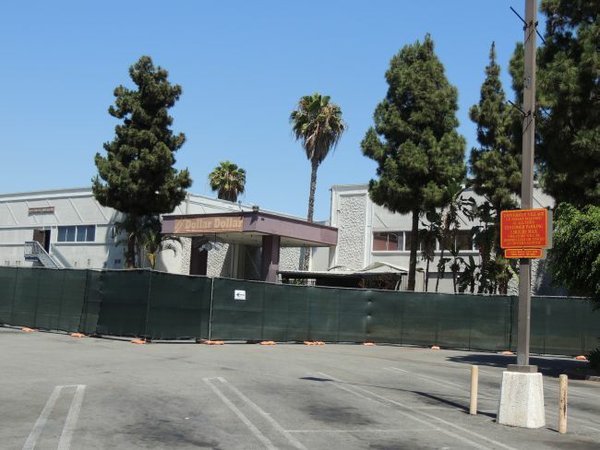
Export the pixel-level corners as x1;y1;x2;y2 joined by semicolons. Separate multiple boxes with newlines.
208;161;246;202
290;93;346;223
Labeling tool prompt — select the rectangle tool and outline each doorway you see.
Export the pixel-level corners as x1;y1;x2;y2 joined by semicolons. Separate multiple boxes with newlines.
33;229;51;253
190;237;208;276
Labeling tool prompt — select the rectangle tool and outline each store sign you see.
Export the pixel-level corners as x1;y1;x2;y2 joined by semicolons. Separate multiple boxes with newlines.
504;248;544;259
500;208;551;250
173;216;244;234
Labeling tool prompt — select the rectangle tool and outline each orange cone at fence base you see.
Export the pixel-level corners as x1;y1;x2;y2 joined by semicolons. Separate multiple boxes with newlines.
21;327;36;332
304;341;325;346
259;341;276;345
70;332;85;338
431;345;440;350
363;342;376;346
500;351;514;355
131;338;146;344
575;355;588;361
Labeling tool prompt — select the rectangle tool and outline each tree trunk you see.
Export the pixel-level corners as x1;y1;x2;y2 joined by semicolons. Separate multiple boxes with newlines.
307;159;319;223
407;209;419;291
302;160;319;271
126;234;136;268
435;246;445;293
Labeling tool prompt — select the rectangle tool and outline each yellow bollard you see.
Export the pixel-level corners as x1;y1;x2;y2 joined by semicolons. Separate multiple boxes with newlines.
559;374;568;434
470;365;479;415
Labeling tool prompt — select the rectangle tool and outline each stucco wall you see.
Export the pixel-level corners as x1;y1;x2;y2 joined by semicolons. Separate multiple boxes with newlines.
279;247;302;271
207;243;233;278
335;193;367;270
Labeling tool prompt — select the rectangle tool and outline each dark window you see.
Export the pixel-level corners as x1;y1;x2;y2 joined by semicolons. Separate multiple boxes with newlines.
438;230;474;252
455;230;474;251
58;225;95;242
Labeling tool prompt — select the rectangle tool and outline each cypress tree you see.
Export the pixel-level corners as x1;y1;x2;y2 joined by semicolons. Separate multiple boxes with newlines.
93;56;192;267
362;35;466;290
469;42;521;214
469;43;522;294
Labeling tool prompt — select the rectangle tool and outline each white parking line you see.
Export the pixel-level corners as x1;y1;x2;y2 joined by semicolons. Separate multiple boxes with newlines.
22;385;86;450
22;386;63;450
216;377;308;450
57;385;86;450
203;377;277;450
319;371;520;450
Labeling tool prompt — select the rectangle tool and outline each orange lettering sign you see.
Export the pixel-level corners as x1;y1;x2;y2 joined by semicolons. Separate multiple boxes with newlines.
173;216;244;234
500;209;550;249
504;248;544;259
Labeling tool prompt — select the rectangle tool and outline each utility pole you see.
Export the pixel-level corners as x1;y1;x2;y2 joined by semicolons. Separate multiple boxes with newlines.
497;0;545;429
516;0;537;369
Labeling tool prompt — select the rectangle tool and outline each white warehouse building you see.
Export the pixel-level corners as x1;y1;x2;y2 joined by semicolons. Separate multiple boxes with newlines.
0;188;309;278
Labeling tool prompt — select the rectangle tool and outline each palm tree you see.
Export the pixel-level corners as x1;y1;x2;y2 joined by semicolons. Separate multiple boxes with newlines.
290;93;346;223
208;161;246;202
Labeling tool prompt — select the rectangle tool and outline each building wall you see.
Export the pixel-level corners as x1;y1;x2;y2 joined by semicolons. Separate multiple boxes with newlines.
0;189;123;269
0;188;253;272
0;188;308;279
331;187;368;270
329;184;555;295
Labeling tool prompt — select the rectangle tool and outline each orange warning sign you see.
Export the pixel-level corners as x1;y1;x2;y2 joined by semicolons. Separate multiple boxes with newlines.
500;209;550;249
504;248;544;259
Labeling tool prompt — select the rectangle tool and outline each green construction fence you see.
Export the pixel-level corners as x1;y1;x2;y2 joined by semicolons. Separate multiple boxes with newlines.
0;266;598;355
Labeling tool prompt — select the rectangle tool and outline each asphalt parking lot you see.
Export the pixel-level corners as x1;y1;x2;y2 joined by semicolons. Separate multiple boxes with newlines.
2;327;600;450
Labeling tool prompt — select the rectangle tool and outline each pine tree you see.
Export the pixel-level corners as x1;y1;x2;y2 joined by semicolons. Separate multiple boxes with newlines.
469;42;521;213
509;1;599;207
362;35;466;291
537;0;599;207
93;56;192;268
469;42;521;294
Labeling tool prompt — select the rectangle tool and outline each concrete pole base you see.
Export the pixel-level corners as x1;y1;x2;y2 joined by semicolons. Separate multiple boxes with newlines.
497;371;545;428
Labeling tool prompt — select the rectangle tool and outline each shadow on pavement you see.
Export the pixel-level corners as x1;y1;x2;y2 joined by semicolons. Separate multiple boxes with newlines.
445;353;589;378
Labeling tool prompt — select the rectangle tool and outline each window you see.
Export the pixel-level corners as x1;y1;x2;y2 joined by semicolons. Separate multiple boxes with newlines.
455;230;474;251
374;230;474;253
58;225;96;242
58;226;76;242
438;230;475;252
372;232;405;251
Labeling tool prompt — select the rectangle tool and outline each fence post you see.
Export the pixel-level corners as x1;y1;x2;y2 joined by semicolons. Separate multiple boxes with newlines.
77;270;90;333
208;277;215;340
9;267;19;325
143;271;153;340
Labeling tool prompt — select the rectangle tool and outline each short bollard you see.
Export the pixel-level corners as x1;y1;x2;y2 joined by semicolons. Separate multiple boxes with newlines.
470;365;479;415
559;374;568;434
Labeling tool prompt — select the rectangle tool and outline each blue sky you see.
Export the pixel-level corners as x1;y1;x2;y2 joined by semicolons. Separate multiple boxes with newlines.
0;1;536;220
